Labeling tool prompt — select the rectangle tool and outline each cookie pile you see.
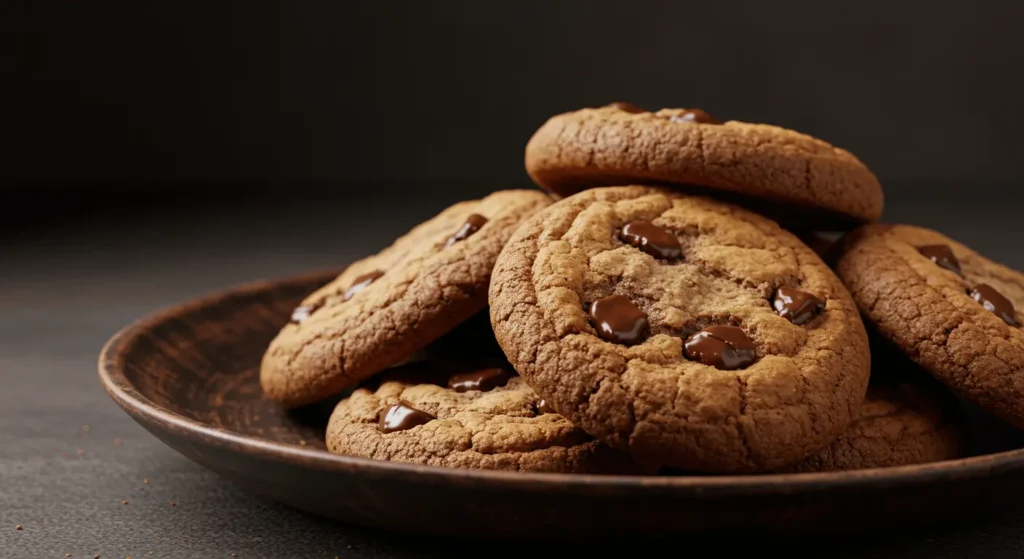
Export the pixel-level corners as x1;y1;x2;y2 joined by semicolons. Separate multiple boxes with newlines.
260;102;1023;475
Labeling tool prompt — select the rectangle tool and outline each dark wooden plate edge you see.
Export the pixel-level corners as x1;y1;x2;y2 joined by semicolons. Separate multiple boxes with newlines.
96;268;1024;498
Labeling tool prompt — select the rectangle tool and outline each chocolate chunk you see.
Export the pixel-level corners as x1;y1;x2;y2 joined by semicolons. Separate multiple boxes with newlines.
970;284;1019;326
447;367;512;392
536;399;556;414
668;109;722;125
343;270;385;301
683;325;756;370
918;245;962;275
773;287;825;325
290;301;322;324
621;220;683;260
445;214;488;247
589;295;649;345
378;402;435;433
607;101;647;114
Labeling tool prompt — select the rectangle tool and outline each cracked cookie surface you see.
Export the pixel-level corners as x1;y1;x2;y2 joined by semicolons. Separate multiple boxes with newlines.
835;223;1024;428
787;372;964;472
326;365;640;473
260;190;552;408
488;186;870;473
524;104;883;227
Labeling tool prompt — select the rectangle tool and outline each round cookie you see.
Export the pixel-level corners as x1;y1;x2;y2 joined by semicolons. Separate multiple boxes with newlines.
835;223;1024;428
786;375;964;472
524;103;884;227
260;190;552;408
326;364;641;474
488;186;871;473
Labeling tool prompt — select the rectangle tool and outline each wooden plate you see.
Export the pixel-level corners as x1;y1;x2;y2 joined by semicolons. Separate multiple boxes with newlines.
98;270;1024;539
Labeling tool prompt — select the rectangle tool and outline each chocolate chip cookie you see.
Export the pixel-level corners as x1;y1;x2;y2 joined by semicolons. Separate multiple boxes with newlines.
524;103;884;227
835;224;1024;428
488;186;871;473
787;372;964;472
326;363;640;473
260;190;552;408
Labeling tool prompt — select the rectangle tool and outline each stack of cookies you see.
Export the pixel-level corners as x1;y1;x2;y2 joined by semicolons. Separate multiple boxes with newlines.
259;102;1023;475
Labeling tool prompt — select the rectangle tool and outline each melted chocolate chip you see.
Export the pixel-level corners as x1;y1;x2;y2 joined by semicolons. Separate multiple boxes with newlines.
918;245;962;275
445;214;488;247
683;325;756;370
772;287;825;325
668;109;722;125
608;101;647;114
343;270;385;301
290;301;322;324
589;295;649;345
377;402;435;434
447;367;512;392
970;284;1019;326
620;220;682;260
536;399;556;414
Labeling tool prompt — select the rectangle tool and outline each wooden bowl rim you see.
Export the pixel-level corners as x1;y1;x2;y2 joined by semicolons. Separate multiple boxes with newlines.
98;268;1024;495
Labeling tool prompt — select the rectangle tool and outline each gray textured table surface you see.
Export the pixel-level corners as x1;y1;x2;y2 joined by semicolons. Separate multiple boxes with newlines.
3;187;1024;558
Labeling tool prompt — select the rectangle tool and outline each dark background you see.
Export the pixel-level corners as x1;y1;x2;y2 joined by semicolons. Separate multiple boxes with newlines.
8;1;1024;194
5;1;1024;557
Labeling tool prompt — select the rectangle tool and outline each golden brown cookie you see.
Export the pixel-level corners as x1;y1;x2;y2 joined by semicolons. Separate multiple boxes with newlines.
524;103;884;227
326;364;641;474
835;223;1024;428
260;190;552;408
488;186;871;473
787;372;964;472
